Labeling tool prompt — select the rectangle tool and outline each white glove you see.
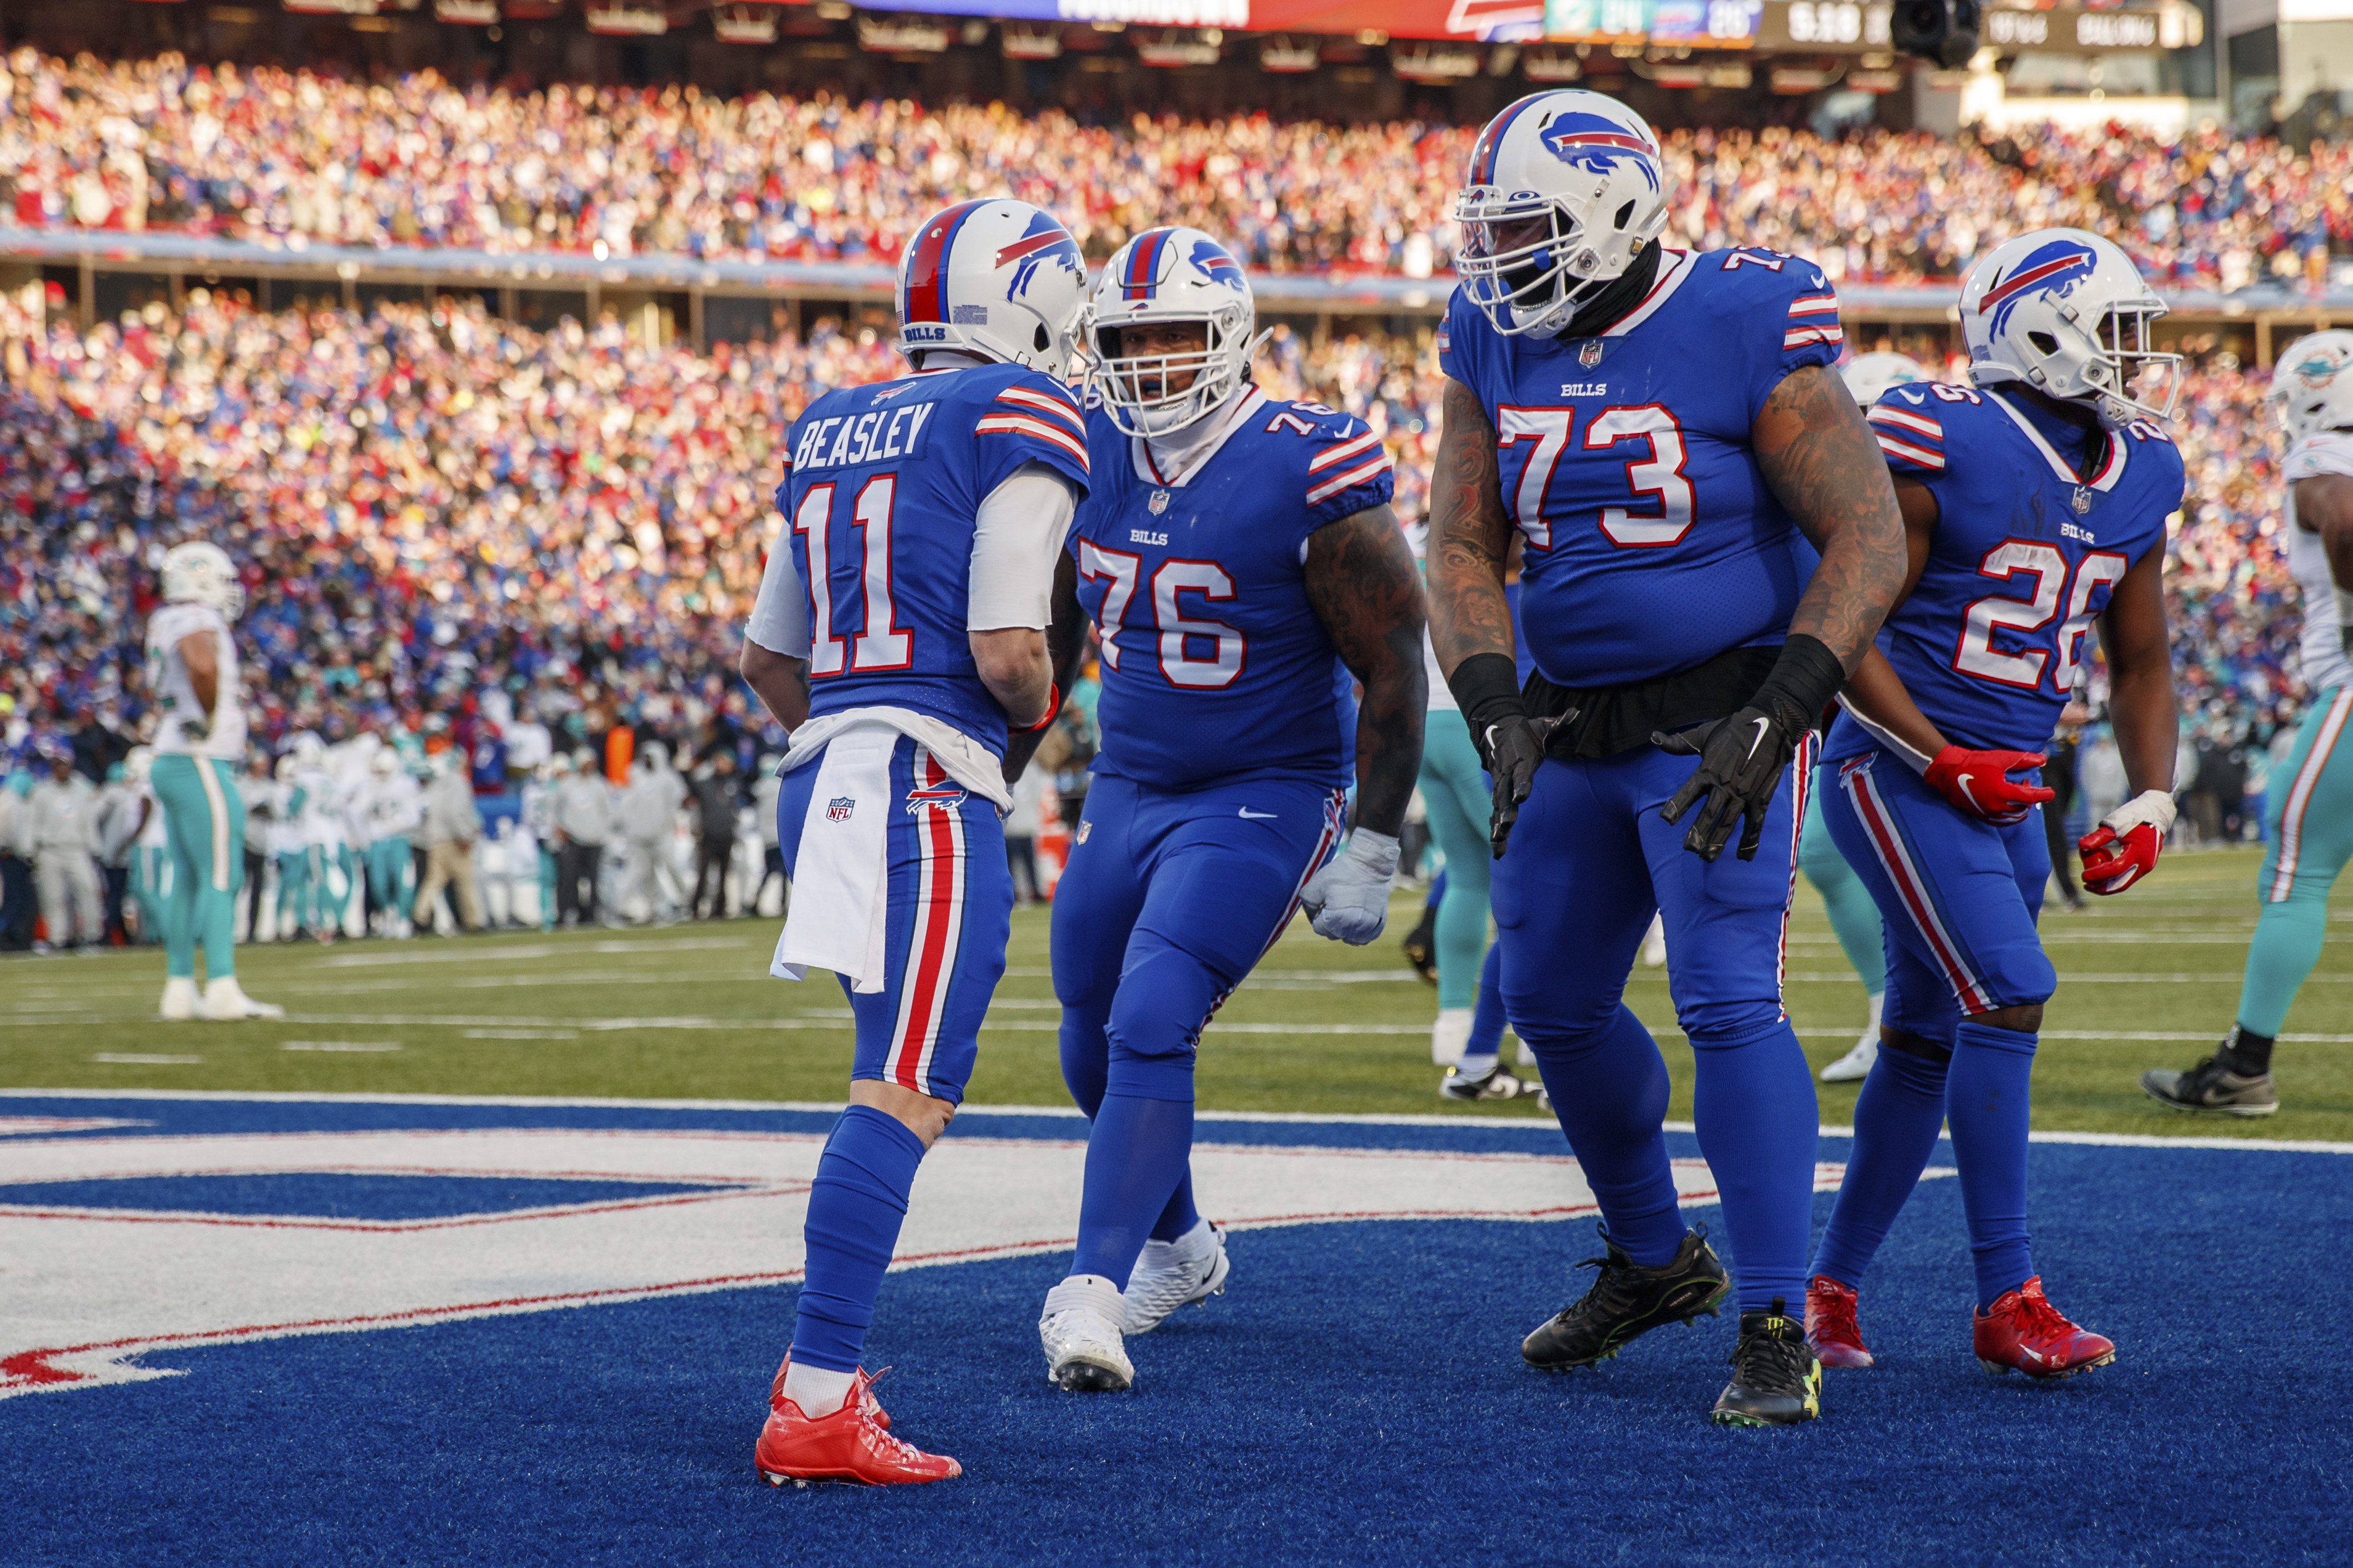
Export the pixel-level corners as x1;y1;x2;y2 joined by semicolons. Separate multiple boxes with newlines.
1300;828;1400;946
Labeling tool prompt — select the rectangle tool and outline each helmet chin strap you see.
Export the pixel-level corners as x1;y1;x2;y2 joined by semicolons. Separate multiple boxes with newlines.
1555;239;1664;340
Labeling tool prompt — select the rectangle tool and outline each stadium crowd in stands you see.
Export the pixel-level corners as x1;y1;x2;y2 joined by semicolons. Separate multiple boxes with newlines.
2;50;2349;288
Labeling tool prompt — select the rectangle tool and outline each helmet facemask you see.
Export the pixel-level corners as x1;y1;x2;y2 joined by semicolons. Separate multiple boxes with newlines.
2064;300;2182;425
1085;303;1258;439
1454;192;1622;337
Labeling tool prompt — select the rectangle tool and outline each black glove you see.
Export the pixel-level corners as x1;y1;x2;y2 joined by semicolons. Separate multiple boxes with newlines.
1486;713;1561;858
1656;633;1846;863
1446;651;1561;859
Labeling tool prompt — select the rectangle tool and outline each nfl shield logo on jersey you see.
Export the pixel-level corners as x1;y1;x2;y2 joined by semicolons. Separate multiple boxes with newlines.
1579;339;1604;368
1149;489;1171;515
2071;487;2094;514
826;797;855;823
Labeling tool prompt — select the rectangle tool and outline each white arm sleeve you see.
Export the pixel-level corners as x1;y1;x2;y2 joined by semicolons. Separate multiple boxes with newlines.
968;463;1079;633
744;519;812;656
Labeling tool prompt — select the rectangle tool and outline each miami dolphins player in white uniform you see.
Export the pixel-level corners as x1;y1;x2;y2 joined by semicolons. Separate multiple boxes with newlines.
2143;330;2353;1115
145;542;280;1021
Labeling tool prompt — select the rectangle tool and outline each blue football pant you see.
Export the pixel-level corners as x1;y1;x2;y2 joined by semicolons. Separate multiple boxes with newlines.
1813;748;2057;1304
778;735;1013;1105
1798;766;1886;998
1493;737;1821;1314
1054;773;1345;1284
2240;684;2353;1038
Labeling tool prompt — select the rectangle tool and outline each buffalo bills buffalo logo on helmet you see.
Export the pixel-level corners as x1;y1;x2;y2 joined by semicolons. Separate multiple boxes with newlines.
1538;113;1660;192
995;212;1084;303
1189;240;1246;289
1978;239;2099;337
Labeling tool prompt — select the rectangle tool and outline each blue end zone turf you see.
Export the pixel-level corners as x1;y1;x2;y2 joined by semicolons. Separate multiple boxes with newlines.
1;1094;2345;1565
0;1172;722;1221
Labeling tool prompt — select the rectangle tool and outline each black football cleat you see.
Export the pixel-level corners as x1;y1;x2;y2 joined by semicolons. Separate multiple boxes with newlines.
2140;1050;2278;1116
1522;1226;1730;1371
1400;905;1438;985
1711;1296;1822;1427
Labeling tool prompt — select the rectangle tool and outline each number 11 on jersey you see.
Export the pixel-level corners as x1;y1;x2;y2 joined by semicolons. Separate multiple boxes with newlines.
797;474;913;676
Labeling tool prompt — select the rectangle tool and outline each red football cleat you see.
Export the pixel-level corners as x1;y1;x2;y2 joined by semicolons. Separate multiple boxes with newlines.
1973;1277;2116;1379
755;1363;960;1487
1805;1275;1874;1368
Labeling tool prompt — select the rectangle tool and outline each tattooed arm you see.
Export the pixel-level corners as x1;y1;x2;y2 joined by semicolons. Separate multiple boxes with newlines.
999;550;1087;784
1305;503;1429;836
1425;377;1517;678
1753;364;1910;670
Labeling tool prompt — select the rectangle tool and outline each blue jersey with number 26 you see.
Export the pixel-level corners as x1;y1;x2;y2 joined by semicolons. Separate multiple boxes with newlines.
775;362;1091;756
1070;386;1394;792
1830;385;2183;757
1439;246;1843;689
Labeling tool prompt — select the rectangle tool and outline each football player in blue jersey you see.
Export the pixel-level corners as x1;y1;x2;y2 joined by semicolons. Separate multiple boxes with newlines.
738;198;1094;1485
1425;91;1910;1427
1801;229;2185;1381
1032;227;1428;1392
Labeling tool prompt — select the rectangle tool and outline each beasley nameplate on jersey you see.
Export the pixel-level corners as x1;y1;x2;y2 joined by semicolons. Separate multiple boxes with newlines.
790;397;937;472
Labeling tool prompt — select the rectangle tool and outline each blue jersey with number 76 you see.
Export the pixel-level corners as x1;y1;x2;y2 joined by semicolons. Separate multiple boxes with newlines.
1438;246;1843;689
773;362;1091;756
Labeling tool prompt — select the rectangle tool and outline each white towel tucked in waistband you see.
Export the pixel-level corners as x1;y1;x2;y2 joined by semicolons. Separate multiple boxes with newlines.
771;728;894;993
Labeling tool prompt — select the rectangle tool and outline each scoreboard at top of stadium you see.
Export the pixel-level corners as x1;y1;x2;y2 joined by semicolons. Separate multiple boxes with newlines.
1544;0;1761;43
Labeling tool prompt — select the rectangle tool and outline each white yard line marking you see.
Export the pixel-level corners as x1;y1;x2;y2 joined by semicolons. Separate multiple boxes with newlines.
280;1042;402;1053
461;1029;580;1041
89;1055;203;1066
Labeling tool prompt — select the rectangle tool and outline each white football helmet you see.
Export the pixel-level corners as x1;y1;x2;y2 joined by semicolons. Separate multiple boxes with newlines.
160;540;243;620
290;732;325;769
895;198;1089;378
1841;352;1928;408
1960;228;2180;427
1081;226;1265;438
370;749;398;780
1453;91;1671;337
2268;329;2353;439
124;745;153;786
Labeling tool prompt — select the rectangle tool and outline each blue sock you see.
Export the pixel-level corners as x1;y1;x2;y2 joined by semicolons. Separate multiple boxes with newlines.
1523;1004;1684;1268
1690;1020;1820;1314
1466;941;1507;1058
1425;867;1446;910
1947;1020;2038;1308
792;1104;926;1374
1811;1042;1949;1288
1149;1176;1201;1243
1074;1092;1194;1285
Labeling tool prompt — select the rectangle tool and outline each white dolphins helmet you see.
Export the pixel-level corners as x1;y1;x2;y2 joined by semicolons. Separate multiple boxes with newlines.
1841;352;1928;408
547;751;576;780
2268;329;2353;439
1960;228;2180;427
894;198;1089;379
124;745;153;786
1081;226;1265;438
370;749;397;780
640;740;668;772
160;541;244;621
1453;91;1671;338
291;732;325;769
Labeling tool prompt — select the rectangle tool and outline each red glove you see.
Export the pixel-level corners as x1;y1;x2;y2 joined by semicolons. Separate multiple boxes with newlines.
2079;790;2176;895
1922;745;2055;825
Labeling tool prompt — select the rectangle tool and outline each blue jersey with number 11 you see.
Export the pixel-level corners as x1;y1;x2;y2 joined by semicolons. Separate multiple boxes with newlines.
774;362;1091;756
1830;384;2184;757
1438;246;1844;689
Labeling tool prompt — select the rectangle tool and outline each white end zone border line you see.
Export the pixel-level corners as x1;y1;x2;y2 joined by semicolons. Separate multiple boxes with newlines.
2;1087;2348;1155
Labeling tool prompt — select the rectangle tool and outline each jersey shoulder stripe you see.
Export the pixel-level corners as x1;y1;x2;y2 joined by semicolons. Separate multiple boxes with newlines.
1306;450;1392;508
1787;293;1840;317
994;384;1086;437
1869;396;1946;471
974;411;1090;469
1308;427;1385;474
1783;321;1845;350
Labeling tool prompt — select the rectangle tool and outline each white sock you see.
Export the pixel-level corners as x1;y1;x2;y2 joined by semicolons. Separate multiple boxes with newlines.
781;1359;856;1418
1431;1007;1474;1065
1454;1052;1500;1080
1043;1273;1125;1325
1866;991;1885;1026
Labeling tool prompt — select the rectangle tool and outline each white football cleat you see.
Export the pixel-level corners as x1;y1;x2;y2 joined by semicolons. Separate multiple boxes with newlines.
1641;914;1668;969
1821;993;1885;1084
1430;1007;1473;1065
1123;1221;1229;1334
1039;1275;1133;1392
201;977;285;1020
160;977;199;1022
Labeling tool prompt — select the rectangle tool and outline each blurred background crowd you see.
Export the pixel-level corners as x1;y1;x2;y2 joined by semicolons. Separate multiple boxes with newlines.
0;58;2331;948
4;51;2351;288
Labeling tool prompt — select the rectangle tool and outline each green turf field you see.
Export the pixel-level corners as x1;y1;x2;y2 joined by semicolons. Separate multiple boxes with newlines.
3;843;2346;1139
